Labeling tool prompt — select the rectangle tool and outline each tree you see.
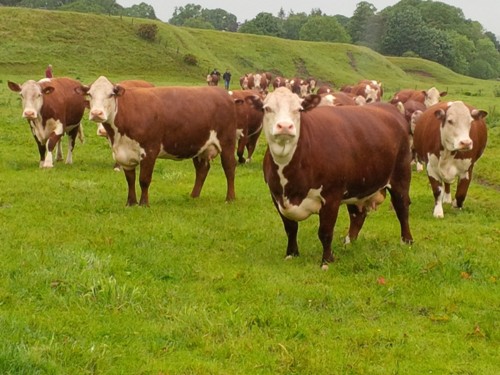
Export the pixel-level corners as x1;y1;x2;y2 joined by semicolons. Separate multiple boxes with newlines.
201;8;238;32
123;2;156;19
282;12;308;40
381;6;424;56
169;3;202;26
238;12;282;37
299;16;350;43
348;1;376;44
447;31;476;75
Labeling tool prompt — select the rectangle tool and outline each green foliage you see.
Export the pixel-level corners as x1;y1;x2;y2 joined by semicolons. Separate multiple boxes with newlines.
299;16;351;43
348;1;377;43
122;2;156;20
238;12;283;37
136;23;158;41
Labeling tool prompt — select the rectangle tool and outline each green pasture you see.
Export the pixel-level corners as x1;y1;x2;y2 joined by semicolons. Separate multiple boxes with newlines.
0;7;498;375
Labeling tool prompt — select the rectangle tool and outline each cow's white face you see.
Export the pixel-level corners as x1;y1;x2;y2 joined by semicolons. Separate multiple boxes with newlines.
8;80;50;120
364;85;378;103
425;87;442;107
86;76;119;123
437;101;474;152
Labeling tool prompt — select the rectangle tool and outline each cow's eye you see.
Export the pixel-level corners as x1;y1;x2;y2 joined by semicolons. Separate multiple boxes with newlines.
264;107;273;113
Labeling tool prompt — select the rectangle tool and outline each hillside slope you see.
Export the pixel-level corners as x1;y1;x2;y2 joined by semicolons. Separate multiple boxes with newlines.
1;7;498;107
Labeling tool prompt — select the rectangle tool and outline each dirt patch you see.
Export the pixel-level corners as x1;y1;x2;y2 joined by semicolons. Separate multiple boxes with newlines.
347;51;358;72
405;69;434;78
293;57;310;77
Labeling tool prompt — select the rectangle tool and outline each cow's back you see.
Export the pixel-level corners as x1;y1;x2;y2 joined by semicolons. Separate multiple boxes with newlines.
115;86;237;158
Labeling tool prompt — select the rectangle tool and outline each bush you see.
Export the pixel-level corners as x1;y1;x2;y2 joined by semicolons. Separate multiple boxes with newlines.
183;54;198;66
493;86;500;98
136;24;158;41
402;50;419;58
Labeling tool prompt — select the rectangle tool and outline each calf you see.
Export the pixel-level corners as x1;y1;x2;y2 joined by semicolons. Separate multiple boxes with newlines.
78;76;237;206
248;87;413;268
8;77;87;168
229;90;264;163
413;101;487;218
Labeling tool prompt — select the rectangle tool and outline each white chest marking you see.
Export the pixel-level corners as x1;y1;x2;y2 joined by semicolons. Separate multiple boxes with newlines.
112;131;145;170
427;152;472;184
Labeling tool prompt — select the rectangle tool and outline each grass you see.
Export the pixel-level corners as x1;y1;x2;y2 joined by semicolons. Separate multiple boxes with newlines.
0;7;499;375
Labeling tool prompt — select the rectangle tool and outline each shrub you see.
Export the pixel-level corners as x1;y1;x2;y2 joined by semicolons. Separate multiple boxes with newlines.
136;24;158;41
183;54;198;66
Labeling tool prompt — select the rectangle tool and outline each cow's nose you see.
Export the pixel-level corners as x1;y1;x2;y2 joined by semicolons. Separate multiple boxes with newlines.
23;110;36;119
459;139;473;151
90;109;105;121
275;122;295;135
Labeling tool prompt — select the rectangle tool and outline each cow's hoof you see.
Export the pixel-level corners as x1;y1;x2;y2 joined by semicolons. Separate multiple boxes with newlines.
321;264;329;271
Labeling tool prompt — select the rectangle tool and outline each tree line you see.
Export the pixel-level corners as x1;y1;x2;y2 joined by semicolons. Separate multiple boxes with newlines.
170;1;500;80
4;0;499;79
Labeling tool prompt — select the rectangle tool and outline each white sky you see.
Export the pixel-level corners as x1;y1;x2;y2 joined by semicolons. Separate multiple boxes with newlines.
116;0;500;37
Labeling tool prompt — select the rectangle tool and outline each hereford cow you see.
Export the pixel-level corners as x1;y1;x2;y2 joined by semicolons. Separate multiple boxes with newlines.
342;80;383;103
390;87;447;107
206;73;220;86
8;77;87;168
241;73;268;93
77;76;237;206
247;87;413;268
229;90;264;163
413;101;488;218
318;91;367;107
272;76;287;91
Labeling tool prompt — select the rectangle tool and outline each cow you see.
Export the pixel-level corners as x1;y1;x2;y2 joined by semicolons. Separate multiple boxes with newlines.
390;87;447;107
272;76;287;91
77;76;238;206
206;73;220;86
288;77;310;98
229;90;264;163
247;87;413;268
342;80;383;103
413;101;488;218
318;91;367;107
241;73;268;93
8;77;87;168
95;79;155;171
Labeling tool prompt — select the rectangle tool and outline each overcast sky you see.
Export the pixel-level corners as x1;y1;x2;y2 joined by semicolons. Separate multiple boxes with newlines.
116;0;500;37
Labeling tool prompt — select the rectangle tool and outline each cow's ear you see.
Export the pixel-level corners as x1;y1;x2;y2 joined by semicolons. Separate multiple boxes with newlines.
114;85;126;97
396;101;405;115
245;95;263;111
434;108;446;121
7;81;21;93
42;86;55;95
410;110;423;134
301;94;321;112
471;109;487;120
75;85;89;95
440;91;448;98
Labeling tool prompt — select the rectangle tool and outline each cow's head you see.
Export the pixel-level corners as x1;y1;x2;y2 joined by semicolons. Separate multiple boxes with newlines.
247;87;320;145
8;79;55;120
364;85;379;103
436;101;487;152
424;87;447;107
76;76;124;123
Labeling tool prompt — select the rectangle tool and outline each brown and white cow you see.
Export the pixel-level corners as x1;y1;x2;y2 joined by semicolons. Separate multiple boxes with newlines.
318;91;367;107
342;80;383;103
8;77;87;168
413;101;487;218
272;76;287;91
229;90;264;163
247;87;413;268
241;73;268;93
78;76;237;206
390;87;447;108
206;73;220;86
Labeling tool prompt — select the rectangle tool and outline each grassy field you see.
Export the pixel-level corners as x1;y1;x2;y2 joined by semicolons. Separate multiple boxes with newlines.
0;7;499;375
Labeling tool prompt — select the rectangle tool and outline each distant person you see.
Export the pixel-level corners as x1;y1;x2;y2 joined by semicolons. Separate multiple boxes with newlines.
223;69;231;90
210;68;220;77
45;64;53;78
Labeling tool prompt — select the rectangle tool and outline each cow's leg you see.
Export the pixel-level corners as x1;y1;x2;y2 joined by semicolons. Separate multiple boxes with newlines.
191;157;211;198
345;204;367;244
219;147;237;201
389;161;413;242
65;126;80;165
43;133;63;168
236;137;247;164
34;136;46;168
138;158;157;206
429;176;445;218
123;168;138;206
443;182;453;204
454;171;473;209
246;133;260;163
317;201;341;269
56;139;63;161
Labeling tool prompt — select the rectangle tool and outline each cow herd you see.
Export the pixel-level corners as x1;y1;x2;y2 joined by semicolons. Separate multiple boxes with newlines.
7;75;488;268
